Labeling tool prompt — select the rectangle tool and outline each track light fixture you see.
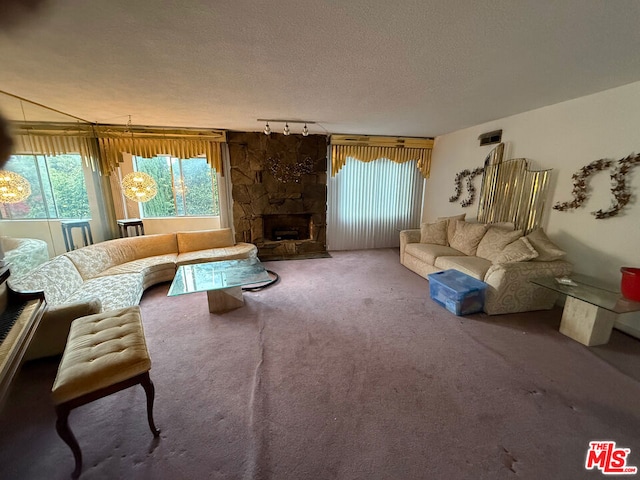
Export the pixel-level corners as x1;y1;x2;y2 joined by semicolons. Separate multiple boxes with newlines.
258;119;315;136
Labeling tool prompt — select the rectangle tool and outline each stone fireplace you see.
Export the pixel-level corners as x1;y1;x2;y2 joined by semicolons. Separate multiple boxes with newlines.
227;132;328;260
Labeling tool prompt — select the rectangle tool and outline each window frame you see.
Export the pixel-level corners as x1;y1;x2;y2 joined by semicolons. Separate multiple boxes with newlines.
0;153;91;221
131;154;220;219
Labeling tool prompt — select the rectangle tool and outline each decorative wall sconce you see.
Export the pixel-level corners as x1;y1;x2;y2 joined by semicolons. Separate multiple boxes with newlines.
258;119;314;136
121;171;158;202
0;170;31;204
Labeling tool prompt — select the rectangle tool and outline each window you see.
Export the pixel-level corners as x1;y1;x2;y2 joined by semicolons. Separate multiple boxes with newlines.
0;154;90;220
132;156;219;218
327;158;424;250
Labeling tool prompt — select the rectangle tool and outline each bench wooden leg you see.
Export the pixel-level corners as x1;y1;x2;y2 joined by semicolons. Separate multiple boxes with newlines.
55;404;82;479
140;372;160;436
54;373;160;478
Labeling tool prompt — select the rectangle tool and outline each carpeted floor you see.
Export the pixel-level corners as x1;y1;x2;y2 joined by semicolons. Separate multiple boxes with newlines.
1;248;640;479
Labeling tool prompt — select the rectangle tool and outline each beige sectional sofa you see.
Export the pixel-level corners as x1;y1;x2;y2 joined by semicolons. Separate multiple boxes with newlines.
400;215;572;315
9;228;256;359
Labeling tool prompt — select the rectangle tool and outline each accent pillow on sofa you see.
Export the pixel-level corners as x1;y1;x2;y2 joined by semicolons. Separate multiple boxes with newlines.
420;220;448;245
492;237;539;264
449;221;488;256
525;228;566;261
437;213;466;246
476;226;523;262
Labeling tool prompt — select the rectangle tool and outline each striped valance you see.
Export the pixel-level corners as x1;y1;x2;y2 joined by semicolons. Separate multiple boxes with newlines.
330;135;434;178
10;122;101;171
95;126;227;176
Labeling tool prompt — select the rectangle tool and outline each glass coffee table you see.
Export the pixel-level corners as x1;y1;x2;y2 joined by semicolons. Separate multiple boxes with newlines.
531;274;640;346
168;258;272;313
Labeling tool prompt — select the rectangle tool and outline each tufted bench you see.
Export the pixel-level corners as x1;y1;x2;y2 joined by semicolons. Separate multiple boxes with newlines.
51;306;160;479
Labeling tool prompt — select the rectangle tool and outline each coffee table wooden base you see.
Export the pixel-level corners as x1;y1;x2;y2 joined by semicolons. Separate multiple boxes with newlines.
207;286;245;313
559;296;617;346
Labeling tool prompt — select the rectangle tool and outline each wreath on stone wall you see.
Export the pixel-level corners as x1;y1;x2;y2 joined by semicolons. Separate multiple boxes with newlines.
267;155;314;183
553;153;640;219
449;166;484;207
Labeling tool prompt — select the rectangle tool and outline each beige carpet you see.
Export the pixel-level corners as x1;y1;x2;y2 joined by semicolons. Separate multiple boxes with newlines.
1;248;640;479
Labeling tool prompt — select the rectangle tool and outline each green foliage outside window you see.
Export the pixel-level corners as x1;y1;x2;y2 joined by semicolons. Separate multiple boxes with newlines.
0;154;90;219
133;156;219;218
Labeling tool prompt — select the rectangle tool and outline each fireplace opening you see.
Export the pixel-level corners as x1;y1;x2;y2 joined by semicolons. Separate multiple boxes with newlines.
263;214;312;241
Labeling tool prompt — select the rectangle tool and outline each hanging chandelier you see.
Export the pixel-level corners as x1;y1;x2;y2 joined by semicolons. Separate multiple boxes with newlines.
0;170;31;204
121;172;158;202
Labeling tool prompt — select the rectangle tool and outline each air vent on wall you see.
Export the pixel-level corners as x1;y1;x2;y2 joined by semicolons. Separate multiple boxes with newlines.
478;129;502;146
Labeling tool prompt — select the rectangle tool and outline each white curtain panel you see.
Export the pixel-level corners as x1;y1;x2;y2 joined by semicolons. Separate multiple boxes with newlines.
327;157;424;250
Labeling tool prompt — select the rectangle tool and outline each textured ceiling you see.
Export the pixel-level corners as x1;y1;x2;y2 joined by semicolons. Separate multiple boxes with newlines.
1;0;640;137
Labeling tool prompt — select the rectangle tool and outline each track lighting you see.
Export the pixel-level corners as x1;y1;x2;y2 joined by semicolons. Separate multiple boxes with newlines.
258;119;316;136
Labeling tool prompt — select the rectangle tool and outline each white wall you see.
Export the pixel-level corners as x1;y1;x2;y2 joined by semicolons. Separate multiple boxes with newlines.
424;81;640;334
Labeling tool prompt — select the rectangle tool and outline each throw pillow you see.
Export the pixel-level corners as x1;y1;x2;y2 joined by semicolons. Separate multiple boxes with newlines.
525;228;566;262
476;226;523;262
449;220;488;256
492;237;539;264
436;213;466;246
420;220;448;245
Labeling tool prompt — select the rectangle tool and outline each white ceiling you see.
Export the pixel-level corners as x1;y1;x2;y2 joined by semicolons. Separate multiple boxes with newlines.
2;0;640;137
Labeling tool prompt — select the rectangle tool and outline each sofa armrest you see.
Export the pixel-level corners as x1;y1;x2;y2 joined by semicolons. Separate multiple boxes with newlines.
482;260;573;315
399;229;421;263
25;297;102;361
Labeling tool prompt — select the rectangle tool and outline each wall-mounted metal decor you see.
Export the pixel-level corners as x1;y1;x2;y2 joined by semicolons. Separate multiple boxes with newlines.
553;153;640;219
476;144;551;234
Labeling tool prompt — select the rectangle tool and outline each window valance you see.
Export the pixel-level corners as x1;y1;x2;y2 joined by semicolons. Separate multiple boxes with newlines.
330;135;434;178
95;126;227;175
10;122;101;171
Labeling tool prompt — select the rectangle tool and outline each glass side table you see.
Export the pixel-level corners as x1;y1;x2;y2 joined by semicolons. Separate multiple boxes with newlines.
530;274;640;346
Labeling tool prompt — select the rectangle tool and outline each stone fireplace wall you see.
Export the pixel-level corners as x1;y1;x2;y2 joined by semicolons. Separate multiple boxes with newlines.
227;132;328;260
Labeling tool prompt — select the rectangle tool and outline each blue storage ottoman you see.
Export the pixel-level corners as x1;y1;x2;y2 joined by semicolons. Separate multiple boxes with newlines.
427;269;488;315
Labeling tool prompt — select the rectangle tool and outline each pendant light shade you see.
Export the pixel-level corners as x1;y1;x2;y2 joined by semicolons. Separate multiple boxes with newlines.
0;170;31;204
121;171;158;202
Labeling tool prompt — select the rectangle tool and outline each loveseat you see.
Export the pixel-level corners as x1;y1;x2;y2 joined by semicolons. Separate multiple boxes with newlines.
400;214;572;315
9;228;256;359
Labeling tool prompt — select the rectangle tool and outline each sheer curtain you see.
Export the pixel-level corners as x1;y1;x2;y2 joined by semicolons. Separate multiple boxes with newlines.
327;157;424;250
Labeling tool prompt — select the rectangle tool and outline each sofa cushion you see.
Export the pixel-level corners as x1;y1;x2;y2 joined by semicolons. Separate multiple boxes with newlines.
65;273;144;312
525;228;566;262
433;255;492;281
64;243;127;280
65;234;179;279
492;237;538;264
404;243;465;265
9;255;83;306
437;213;466;246
177;229;235;253
96;254;178;277
114;233;178;260
449;221;488;256
476;226;523;261
176;243;257;266
420;220;447;245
